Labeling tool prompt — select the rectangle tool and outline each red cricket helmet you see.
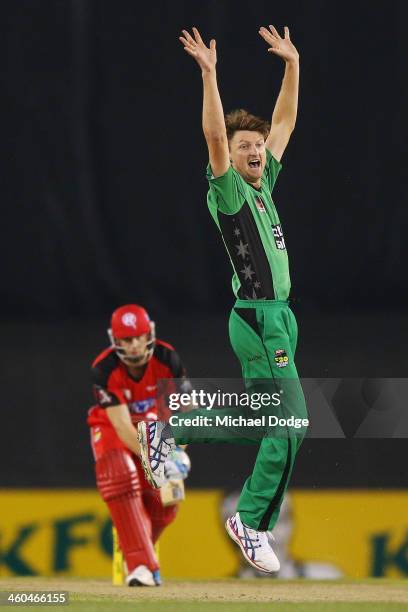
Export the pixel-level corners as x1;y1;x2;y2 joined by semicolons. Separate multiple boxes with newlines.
108;304;156;365
110;304;151;338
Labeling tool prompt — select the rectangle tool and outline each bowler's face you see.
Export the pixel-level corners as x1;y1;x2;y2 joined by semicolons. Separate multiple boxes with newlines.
229;131;266;187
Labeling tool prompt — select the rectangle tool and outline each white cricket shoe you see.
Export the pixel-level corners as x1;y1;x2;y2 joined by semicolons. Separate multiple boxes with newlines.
225;512;280;573
137;421;175;488
126;565;155;587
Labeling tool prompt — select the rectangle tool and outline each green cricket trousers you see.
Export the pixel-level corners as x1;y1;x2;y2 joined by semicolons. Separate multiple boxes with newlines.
173;299;308;531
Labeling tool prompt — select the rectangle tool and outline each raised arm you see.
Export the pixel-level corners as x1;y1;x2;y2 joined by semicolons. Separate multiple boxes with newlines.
259;25;300;162
179;27;230;177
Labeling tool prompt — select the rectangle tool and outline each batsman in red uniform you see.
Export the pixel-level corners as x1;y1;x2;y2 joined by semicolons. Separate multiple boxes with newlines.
87;304;191;587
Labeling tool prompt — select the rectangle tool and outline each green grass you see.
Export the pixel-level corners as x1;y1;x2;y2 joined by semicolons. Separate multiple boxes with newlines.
0;579;407;611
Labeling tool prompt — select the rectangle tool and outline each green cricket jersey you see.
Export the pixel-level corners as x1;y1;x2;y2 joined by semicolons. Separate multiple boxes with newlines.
206;149;290;300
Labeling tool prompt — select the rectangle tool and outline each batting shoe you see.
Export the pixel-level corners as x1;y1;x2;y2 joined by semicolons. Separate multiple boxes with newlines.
137;421;176;488
126;565;156;587
225;512;280;573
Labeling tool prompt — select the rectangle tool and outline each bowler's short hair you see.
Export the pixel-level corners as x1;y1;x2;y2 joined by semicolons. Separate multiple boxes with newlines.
225;109;270;142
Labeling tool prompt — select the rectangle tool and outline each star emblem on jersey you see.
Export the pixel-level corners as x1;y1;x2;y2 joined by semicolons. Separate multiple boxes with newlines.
218;206;284;302
245;288;263;299
235;240;250;259
241;264;255;281
122;312;137;329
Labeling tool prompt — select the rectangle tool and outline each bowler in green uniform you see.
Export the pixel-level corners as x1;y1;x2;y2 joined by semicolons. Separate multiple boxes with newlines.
177;24;307;572
137;23;307;575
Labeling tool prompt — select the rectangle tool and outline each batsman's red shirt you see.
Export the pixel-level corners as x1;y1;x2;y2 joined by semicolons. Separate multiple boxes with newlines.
88;339;188;429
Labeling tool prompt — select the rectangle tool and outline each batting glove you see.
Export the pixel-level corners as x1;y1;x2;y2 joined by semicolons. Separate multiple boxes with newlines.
164;447;191;480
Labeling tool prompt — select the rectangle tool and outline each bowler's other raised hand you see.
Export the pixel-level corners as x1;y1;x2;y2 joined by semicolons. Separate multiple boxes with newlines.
259;25;299;64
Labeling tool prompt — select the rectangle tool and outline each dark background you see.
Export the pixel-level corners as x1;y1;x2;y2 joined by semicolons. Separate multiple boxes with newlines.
1;1;406;488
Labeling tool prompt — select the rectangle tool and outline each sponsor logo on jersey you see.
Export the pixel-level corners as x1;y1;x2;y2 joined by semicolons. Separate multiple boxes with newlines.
274;349;289;368
122;312;137;329
128;398;156;414
248;354;263;362
124;389;132;400
255;196;266;213
146;385;157;392
272;224;286;250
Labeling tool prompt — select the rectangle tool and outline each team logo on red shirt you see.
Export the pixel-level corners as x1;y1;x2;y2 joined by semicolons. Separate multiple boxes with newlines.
96;387;113;405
